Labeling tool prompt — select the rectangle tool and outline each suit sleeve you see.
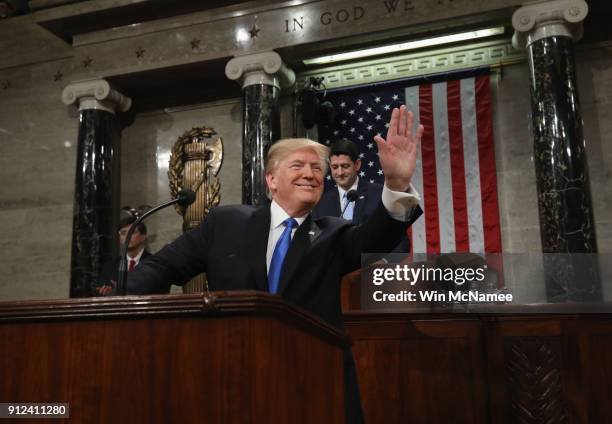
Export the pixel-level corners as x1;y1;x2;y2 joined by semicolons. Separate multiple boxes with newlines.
337;203;409;274
126;208;216;294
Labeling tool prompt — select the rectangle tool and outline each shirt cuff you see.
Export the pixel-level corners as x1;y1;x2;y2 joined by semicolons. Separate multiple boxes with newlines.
381;184;421;221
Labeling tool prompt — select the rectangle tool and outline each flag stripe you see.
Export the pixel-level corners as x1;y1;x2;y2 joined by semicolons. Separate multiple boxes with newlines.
316;69;502;255
475;75;502;253
447;80;470;252
432;82;455;253
404;85;426;254
460;78;485;253
419;84;440;253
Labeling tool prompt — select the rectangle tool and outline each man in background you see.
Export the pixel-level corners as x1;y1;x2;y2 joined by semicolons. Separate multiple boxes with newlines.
314;138;383;224
96;216;151;296
314;138;416;252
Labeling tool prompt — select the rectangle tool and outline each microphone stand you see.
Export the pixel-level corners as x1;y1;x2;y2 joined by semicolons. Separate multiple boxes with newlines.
116;191;194;295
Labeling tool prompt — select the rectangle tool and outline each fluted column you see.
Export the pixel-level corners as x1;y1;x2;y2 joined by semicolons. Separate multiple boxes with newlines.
513;0;599;300
62;79;132;297
226;51;295;206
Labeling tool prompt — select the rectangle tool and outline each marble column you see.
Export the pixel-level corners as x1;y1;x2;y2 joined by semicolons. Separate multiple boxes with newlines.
226;51;295;206
513;0;599;300
62;80;132;297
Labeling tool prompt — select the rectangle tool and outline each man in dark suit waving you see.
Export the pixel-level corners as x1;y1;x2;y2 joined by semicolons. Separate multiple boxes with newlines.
128;105;424;423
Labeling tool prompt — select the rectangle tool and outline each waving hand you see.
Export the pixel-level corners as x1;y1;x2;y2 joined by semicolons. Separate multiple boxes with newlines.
374;105;424;192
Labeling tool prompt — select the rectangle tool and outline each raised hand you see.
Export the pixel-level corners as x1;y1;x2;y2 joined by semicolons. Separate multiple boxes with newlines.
374;105;424;192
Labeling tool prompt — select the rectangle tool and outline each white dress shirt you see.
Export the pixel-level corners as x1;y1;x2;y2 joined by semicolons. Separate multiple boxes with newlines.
126;248;145;266
265;185;421;271
336;178;360;212
266;201;308;272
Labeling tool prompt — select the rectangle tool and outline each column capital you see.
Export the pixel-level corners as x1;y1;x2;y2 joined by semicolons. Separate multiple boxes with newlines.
512;0;588;49
225;51;295;91
61;79;132;114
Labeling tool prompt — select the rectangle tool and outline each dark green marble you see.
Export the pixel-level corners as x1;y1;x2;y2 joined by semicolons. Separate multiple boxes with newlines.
242;84;280;206
70;109;121;298
527;36;599;301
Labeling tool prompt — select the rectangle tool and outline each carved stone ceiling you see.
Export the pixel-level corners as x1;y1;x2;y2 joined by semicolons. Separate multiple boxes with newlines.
20;0;612;112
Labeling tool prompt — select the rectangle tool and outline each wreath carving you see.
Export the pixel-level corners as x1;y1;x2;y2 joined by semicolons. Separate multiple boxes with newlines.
168;126;223;217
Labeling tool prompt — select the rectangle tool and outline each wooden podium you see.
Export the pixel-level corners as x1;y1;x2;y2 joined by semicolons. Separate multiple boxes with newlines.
0;291;348;423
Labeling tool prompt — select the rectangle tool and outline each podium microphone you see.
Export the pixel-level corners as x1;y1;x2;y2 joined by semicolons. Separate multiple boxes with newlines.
340;189;359;219
116;189;196;295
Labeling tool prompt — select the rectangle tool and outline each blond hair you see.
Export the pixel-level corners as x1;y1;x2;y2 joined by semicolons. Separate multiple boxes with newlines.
265;138;329;174
264;138;329;200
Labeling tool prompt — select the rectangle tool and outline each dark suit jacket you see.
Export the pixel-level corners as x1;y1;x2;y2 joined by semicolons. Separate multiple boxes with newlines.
313;178;382;225
128;202;420;424
128;202;416;330
313;179;420;253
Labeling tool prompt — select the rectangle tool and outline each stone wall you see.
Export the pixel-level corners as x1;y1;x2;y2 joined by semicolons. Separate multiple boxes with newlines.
0;3;610;300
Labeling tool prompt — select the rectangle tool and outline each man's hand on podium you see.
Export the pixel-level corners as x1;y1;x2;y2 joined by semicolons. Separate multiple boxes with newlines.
97;281;116;296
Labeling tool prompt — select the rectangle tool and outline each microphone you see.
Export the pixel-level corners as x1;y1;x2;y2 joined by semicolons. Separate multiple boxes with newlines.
116;188;196;295
176;189;196;207
340;189;359;219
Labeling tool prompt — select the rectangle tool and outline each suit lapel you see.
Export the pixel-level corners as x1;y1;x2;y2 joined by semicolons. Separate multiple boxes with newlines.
245;206;270;292
329;189;342;217
352;179;368;224
278;215;313;294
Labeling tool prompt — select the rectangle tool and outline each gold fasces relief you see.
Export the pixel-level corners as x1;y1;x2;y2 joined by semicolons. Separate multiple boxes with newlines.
168;126;224;293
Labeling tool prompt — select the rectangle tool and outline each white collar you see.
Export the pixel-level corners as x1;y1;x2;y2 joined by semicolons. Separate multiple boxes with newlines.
127;248;145;262
270;200;308;230
337;177;359;199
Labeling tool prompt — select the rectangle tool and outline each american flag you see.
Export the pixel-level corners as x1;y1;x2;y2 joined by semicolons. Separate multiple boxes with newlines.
318;68;502;254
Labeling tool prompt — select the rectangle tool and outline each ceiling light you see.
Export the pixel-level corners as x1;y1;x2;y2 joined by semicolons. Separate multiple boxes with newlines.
303;27;505;65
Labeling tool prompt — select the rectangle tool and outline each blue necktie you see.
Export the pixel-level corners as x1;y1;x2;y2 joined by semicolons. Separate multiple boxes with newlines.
342;192;354;220
268;218;298;294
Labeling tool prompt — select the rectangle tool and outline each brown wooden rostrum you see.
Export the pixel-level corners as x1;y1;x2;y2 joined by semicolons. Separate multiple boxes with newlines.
0;291;347;424
344;311;612;423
